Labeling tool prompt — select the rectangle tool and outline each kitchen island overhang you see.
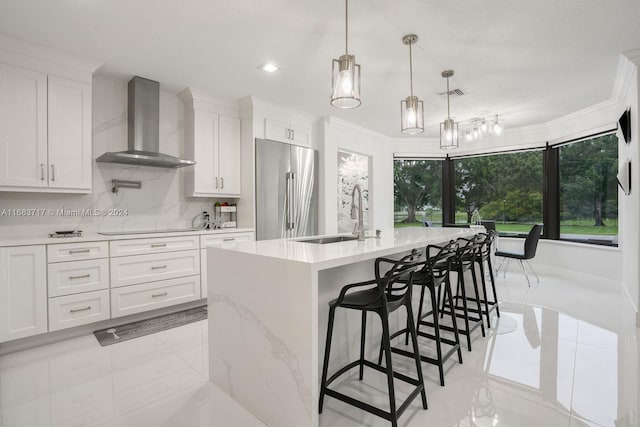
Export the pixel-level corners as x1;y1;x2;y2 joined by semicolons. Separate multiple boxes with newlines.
207;227;478;427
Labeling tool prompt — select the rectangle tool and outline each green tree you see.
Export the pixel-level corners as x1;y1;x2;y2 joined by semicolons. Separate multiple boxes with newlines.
455;152;543;223
560;134;618;226
394;160;442;223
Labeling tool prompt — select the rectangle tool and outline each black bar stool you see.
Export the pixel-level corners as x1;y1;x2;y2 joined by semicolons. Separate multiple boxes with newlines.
474;231;500;328
439;236;486;351
385;240;463;386
319;251;427;427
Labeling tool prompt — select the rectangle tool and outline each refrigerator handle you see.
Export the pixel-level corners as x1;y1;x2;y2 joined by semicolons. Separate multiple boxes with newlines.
285;172;292;231
290;172;296;231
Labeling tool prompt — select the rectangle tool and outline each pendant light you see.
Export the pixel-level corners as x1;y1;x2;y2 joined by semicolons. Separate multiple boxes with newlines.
493;114;503;135
400;34;424;134
440;70;459;149
331;0;361;109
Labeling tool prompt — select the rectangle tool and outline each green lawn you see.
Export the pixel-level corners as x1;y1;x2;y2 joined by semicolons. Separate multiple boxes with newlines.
394;220;618;235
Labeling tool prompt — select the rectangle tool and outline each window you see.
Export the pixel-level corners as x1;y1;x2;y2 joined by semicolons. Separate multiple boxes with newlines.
559;133;618;243
454;151;543;234
394;159;442;227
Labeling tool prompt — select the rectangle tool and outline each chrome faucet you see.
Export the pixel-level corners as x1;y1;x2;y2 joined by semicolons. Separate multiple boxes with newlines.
350;184;365;241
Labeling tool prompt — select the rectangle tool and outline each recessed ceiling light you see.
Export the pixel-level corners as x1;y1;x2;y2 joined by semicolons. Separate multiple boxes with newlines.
260;63;280;73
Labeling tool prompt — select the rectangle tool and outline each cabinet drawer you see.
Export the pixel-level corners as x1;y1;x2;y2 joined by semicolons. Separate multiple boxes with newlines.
110;250;200;288
48;258;109;297
110;235;199;257
47;241;108;262
200;232;254;247
110;276;201;318
48;290;110;332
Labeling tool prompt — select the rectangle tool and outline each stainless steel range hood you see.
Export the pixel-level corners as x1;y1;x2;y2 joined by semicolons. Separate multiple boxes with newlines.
96;76;195;168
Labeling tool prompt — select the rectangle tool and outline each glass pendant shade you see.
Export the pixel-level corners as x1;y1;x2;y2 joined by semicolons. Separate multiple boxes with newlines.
439;70;458;149
440;118;459;149
331;54;361;108
493;116;503;135
401;96;424;134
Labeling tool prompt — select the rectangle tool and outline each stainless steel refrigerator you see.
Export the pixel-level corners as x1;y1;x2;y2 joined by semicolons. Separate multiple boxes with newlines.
255;139;318;240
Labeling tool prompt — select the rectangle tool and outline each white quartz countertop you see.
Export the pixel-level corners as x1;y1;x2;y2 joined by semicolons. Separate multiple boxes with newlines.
0;228;255;247
209;227;479;270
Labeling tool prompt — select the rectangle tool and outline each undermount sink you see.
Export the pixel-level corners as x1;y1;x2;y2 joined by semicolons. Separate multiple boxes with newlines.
297;235;360;244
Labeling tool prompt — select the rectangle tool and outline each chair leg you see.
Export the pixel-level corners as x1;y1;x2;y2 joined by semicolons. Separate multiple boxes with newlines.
359;311;366;380
405;302;428;409
518;260;531;287
319;306;336;413
525;260;540;283
379;312;398;426
503;258;512;278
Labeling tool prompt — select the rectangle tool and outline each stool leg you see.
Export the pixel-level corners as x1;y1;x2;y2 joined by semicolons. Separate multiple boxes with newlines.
445;280;463;364
319;306;336;413
415;285;427;337
469;262;486;337
457;272;473;351
379;311;398;426
477;258;492;328
359;311;366;380
486;254;500;317
405;302;428;409
430;285;445;386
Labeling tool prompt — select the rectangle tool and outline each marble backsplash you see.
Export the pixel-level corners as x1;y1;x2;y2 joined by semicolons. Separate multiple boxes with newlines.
0;75;232;238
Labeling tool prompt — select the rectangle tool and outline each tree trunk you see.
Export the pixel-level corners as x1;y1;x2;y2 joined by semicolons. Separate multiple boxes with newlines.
405;204;417;223
593;193;606;226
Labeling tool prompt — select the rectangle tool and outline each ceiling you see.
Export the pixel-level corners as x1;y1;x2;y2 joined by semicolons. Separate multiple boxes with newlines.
1;0;639;138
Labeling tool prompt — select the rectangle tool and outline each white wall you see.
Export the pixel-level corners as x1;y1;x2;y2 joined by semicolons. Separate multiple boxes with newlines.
320;117;394;234
620;52;640;314
0;75;231;237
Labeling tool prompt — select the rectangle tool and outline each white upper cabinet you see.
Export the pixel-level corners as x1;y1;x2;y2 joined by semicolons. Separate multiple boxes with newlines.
264;116;311;147
180;88;242;197
47;76;92;190
0;64;48;188
0;34;101;193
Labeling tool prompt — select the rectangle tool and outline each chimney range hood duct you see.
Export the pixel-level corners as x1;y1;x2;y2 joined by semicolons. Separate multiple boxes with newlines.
96;76;195;168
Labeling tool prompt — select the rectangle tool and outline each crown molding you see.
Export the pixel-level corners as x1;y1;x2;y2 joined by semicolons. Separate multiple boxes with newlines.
324;116;392;141
0;32;102;74
623;49;640;66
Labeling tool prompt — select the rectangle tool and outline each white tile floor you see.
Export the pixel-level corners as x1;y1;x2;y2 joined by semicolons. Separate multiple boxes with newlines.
0;270;637;427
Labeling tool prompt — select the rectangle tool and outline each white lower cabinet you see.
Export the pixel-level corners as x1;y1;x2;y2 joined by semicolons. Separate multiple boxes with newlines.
0;245;47;343
200;231;255;298
47;258;109;297
48;290;110;332
110;276;201;318
110;249;200;288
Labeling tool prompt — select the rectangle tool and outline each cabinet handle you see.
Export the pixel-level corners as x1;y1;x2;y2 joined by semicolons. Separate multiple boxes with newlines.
40;163;45;181
69;249;90;254
152;292;168;298
69;273;91;280
70;306;91;313
215;177;219;189
151;243;167;248
291;129;295;140
51;164;56;181
223;238;235;242
220;177;224;189
286;128;291;139
151;265;167;270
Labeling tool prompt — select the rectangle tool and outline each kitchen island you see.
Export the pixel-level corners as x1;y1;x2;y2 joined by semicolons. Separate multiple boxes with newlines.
206;227;477;427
